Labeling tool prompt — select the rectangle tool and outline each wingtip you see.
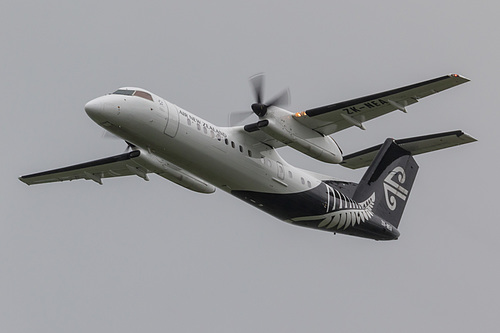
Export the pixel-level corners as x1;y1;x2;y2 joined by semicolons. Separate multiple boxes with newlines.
450;73;470;82
458;131;478;143
18;176;30;185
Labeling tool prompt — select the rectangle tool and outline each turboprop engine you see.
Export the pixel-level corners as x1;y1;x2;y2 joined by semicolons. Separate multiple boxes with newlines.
244;107;343;164
237;73;342;164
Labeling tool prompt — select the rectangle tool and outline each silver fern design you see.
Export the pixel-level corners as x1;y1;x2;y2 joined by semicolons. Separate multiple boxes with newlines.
290;193;376;230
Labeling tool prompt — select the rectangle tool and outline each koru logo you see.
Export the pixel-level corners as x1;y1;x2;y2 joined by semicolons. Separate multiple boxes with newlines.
383;166;409;211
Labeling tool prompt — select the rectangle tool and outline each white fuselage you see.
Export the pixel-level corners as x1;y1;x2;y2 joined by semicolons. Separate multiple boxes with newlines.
84;88;326;196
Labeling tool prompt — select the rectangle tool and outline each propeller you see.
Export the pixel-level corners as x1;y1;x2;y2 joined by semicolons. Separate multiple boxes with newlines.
249;73;290;117
228;111;254;127
228;73;290;126
102;130;136;152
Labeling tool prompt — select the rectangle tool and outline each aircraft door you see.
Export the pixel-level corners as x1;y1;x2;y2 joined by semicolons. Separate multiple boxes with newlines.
164;103;179;138
159;103;169;125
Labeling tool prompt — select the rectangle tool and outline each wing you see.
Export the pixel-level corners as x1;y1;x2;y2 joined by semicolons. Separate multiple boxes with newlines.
19;151;148;185
293;74;469;135
340;130;477;169
19;150;216;193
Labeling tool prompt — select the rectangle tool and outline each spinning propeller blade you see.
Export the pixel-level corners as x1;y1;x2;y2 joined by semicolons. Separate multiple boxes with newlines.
249;73;290;117
101;130;135;152
228;73;291;126
228;111;254;126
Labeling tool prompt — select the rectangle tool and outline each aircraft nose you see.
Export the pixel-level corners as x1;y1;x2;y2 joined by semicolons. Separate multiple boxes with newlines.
85;98;104;121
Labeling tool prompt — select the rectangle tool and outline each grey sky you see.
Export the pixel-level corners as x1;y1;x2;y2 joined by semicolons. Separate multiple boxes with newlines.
1;1;498;332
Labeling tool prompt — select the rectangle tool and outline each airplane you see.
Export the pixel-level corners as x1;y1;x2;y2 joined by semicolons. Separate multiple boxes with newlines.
19;74;476;241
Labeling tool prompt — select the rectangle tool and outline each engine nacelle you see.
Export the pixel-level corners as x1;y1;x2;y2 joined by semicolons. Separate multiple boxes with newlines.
136;150;216;193
260;116;343;164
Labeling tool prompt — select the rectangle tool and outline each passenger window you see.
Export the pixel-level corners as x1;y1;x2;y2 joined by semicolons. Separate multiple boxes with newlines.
288;171;293;178
248;150;252;157
225;138;229;145
307;180;312;188
187;118;192;126
301;177;305;185
231;141;235;148
197;123;201;131
239;145;243;153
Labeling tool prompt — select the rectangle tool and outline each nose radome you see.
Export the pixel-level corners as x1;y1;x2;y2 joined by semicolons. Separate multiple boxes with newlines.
84;98;104;120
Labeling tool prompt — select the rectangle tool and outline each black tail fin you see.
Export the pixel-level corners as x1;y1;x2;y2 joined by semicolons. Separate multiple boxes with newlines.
353;139;419;229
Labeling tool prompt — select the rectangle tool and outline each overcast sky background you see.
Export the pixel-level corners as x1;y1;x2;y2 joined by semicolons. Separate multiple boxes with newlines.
1;1;498;332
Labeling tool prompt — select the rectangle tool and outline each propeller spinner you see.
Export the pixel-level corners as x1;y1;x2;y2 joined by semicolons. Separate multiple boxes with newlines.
249;73;290;118
228;74;290;126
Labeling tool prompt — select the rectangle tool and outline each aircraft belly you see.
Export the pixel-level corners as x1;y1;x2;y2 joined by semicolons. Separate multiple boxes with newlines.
232;184;328;220
231;181;399;241
146;127;298;194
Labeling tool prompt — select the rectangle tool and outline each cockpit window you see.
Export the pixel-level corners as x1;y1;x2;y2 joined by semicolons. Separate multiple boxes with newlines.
133;90;154;101
113;89;135;96
113;89;153;101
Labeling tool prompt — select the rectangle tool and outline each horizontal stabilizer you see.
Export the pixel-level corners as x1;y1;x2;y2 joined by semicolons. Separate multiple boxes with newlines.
341;130;476;169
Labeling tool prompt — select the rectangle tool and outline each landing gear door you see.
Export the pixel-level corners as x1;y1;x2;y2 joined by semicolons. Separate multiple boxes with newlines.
164;103;179;138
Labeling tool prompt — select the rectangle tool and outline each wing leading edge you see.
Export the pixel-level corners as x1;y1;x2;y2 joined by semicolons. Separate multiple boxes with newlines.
293;74;469;135
19;151;147;185
19;150;216;193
